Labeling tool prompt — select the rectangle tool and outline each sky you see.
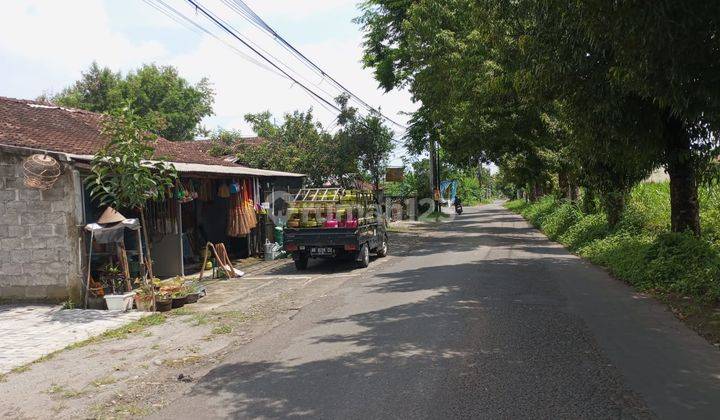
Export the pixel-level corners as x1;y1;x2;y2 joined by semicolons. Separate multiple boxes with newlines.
0;0;417;164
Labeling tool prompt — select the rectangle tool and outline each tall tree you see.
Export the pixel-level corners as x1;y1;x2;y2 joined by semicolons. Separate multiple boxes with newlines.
210;110;347;186
52;62;214;141
334;94;394;191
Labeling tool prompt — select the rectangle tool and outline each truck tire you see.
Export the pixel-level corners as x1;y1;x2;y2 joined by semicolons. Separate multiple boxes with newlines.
376;235;388;257
294;255;309;270
356;243;370;268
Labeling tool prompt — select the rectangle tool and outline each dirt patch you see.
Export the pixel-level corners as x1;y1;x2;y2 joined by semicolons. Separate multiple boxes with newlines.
655;292;720;348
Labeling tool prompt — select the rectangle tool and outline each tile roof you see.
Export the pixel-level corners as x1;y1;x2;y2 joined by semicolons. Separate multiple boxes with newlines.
0;96;236;167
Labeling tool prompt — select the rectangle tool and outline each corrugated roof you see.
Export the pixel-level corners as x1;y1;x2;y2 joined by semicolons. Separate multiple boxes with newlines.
66;154;304;178
0;96;303;177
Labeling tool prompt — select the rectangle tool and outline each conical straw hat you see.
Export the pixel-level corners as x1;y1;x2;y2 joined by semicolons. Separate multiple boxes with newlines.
98;207;126;225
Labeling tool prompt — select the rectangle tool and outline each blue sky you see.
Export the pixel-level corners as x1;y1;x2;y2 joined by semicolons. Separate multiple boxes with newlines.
0;0;416;163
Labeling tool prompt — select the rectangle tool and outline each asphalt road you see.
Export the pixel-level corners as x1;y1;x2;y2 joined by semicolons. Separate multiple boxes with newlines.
153;204;720;419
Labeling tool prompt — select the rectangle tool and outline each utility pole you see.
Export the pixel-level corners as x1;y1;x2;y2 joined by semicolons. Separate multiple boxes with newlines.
429;138;441;213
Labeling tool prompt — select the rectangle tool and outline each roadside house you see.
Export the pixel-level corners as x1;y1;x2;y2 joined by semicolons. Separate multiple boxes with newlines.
0;96;303;303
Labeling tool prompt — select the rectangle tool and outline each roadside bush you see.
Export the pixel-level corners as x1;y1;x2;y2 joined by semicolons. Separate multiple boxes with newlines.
559;213;610;251
580;233;654;288
627;182;671;232
505;199;528;212
505;185;720;303
614;205;650;235
699;185;720;243
644;233;720;302
542;202;581;240
522;196;558;227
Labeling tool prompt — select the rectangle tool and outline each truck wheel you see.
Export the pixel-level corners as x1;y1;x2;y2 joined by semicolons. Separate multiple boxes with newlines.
356;243;370;268
376;235;388;257
294;255;309;270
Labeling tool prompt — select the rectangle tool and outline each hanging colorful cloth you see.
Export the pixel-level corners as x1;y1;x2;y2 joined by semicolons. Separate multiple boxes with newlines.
198;179;212;201
218;182;230;198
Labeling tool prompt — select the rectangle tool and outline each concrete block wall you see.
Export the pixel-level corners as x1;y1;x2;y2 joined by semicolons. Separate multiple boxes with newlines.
0;149;82;302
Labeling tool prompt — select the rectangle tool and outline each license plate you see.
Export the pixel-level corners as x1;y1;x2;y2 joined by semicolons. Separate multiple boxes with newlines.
310;247;334;256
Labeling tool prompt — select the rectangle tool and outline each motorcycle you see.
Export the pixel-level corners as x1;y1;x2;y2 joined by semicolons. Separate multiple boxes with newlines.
454;199;463;215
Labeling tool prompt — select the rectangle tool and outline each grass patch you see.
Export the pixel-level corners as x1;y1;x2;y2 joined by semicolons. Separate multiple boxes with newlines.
187;312;210;326
170;307;195;316
91;403;147;419
211;324;232;335
162;355;202;367
66;313;166;350
47;384;86;399
419;211;451;222
11;364;31;374
91;375;117;387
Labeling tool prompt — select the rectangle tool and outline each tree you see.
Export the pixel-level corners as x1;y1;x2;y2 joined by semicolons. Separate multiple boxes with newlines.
210;110;347;186
334;94;394;191
52;62;214;141
50;62;121;112
86;105;177;278
357;0;720;233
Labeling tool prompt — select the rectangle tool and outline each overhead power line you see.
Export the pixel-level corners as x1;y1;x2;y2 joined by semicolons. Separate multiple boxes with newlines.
182;0;344;115
224;0;407;130
143;0;407;133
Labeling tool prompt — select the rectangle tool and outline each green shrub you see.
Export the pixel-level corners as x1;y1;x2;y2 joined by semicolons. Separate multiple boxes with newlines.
522;196;558;227
644;233;720;301
614;205;651;235
699;185;720;243
505;199;528;212
542;202;581;240
628;182;671;232
580;233;654;287
505;183;720;303
559;213;610;251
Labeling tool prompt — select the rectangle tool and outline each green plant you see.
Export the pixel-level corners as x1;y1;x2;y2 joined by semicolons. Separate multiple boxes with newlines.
644;233;720;302
559;213;610;252
212;324;232;334
542;202;581;240
87;106;177;278
100;263;126;295
61;299;76;310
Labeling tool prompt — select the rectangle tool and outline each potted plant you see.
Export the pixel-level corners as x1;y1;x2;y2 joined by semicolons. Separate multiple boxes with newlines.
171;287;189;308
102;264;135;311
154;291;172;312
133;283;155;312
185;283;201;304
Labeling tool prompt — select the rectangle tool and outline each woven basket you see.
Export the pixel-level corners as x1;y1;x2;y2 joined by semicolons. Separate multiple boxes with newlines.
23;154;61;190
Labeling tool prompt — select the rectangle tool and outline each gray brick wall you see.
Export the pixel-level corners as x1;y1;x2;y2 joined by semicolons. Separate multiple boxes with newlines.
0;150;81;302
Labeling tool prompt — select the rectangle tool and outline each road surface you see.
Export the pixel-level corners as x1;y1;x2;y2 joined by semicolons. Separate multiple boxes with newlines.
153;203;720;419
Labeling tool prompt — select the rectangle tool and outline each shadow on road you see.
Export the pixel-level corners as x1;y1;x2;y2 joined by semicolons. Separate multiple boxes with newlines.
178;206;649;418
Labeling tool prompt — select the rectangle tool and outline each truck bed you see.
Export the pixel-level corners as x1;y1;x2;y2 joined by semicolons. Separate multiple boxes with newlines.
284;224;378;247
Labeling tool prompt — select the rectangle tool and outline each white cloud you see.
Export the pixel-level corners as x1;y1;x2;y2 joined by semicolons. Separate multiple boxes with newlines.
0;0;417;163
0;0;167;93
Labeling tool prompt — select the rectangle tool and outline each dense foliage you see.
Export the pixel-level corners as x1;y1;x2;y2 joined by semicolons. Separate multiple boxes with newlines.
87;106;177;211
209;100;394;188
356;0;720;235
49;62;214;141
506;181;720;302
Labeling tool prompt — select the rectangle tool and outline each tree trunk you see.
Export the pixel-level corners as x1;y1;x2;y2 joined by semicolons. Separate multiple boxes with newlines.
569;184;579;202
601;189;626;227
580;187;596;213
558;171;568;200
664;115;701;235
139;207;154;279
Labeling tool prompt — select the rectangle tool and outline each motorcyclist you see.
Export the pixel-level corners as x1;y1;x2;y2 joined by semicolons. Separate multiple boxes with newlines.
454;196;463;214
